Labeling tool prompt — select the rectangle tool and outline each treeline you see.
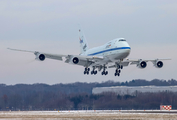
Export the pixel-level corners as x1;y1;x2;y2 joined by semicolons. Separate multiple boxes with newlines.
0;79;176;110
1;91;177;111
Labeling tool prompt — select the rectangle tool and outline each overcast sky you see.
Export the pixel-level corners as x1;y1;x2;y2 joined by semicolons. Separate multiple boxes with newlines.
0;0;177;85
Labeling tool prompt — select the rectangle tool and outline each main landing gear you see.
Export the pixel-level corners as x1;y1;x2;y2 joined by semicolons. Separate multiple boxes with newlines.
83;65;123;76
84;68;90;75
91;67;97;75
115;64;123;77
101;65;108;75
84;67;98;75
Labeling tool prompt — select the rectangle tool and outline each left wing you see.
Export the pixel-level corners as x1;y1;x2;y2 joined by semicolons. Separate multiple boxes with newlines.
108;58;171;69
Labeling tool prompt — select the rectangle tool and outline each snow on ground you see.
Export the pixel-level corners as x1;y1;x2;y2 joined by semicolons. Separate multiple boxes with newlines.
0;110;176;120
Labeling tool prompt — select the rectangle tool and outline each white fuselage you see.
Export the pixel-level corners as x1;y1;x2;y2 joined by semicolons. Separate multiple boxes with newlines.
81;38;131;62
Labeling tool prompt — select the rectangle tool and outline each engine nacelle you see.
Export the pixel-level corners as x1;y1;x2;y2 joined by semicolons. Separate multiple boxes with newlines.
138;61;147;69
35;53;45;61
154;61;163;68
72;57;79;64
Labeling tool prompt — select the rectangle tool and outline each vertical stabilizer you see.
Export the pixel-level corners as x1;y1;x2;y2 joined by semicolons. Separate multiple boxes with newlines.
79;27;89;54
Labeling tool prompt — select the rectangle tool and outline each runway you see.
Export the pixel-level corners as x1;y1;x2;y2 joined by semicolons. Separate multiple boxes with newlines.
0;110;177;120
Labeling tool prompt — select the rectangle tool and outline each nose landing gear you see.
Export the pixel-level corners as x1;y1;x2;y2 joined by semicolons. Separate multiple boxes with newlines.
115;69;120;76
114;64;123;77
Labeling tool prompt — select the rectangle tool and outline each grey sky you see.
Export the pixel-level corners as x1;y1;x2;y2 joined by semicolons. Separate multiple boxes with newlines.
0;0;177;85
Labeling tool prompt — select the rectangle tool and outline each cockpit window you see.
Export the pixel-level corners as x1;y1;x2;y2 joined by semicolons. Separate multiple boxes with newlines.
119;39;126;41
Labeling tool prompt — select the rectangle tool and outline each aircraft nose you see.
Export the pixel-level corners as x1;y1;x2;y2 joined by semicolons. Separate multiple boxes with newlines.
123;48;131;58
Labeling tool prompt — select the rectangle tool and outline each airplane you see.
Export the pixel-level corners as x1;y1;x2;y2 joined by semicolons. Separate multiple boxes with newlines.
8;28;170;76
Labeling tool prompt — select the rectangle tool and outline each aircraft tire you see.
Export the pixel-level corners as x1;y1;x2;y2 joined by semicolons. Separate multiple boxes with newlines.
102;72;104;75
117;65;120;69
105;71;108;75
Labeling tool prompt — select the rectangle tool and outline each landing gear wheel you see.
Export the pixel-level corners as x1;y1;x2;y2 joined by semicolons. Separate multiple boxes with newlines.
121;65;123;69
115;69;121;76
117;73;120;76
102;71;105;75
117;65;120;69
94;71;97;75
84;67;90;75
105;71;108;75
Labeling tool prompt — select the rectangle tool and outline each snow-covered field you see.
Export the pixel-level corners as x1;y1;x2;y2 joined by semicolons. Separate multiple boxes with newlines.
0;110;176;120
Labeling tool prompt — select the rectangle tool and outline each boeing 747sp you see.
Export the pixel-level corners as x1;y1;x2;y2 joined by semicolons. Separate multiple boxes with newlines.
8;28;170;76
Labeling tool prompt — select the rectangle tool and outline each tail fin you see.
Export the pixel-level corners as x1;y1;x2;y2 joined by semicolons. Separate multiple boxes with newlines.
78;27;89;54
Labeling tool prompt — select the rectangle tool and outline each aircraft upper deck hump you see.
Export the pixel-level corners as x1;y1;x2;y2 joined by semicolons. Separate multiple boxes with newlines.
78;27;89;54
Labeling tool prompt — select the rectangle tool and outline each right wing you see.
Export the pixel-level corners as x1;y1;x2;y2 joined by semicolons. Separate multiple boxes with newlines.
8;48;104;67
8;48;67;61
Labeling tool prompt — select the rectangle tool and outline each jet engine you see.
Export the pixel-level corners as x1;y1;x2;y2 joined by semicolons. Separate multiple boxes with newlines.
72;57;79;64
138;61;147;69
154;61;163;68
35;53;45;61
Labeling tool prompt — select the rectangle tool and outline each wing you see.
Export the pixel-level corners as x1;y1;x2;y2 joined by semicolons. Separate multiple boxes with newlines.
108;58;171;69
8;48;67;61
8;48;171;69
8;48;104;67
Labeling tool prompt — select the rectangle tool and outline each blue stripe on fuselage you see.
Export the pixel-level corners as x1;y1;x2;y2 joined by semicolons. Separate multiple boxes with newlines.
88;47;131;56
